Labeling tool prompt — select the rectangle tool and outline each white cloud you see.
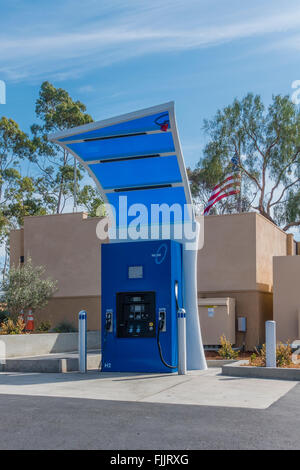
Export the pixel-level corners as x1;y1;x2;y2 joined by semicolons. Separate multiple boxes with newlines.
1;0;300;82
77;85;95;94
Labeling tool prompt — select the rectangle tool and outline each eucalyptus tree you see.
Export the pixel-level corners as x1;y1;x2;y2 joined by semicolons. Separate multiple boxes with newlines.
0;117;44;277
190;93;300;231
31;81;97;214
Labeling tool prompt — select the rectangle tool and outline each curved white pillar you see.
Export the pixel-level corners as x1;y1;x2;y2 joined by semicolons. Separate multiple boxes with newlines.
182;221;207;370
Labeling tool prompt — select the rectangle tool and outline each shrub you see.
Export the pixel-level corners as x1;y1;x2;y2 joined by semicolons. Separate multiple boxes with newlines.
250;352;258;364
249;342;292;367
52;322;77;333
218;335;239;359
1;257;57;321
0;318;26;335
276;342;292;367
36;321;51;332
250;344;266;367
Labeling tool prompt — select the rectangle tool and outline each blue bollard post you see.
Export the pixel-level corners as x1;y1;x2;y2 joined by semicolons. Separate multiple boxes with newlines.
78;310;87;373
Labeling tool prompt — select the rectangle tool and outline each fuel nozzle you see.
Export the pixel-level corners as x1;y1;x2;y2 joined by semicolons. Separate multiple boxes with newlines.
105;310;113;332
158;308;166;332
157;307;176;369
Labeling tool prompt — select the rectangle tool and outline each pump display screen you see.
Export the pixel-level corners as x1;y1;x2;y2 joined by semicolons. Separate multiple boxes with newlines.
116;292;156;338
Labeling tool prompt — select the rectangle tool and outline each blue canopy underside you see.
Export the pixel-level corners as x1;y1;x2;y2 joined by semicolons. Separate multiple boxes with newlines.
58;111;171;142
89;155;181;190
67;132;175;162
51;104;193;227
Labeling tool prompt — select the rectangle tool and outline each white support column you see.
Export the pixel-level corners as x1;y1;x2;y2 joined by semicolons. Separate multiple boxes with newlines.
177;308;187;375
78;310;87;373
266;321;276;368
182;221;207;370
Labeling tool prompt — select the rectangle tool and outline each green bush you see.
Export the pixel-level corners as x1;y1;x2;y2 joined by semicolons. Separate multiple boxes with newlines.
276;342;292;367
250;344;266;367
36;321;51;332
249;342;292;367
52;322;77;333
218;335;239;359
1;257;57;321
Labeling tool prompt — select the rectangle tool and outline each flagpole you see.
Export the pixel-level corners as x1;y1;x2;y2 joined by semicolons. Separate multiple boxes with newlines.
235;150;242;213
238;171;242;213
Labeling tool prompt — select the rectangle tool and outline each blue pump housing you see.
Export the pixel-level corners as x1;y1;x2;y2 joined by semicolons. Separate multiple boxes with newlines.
101;240;182;373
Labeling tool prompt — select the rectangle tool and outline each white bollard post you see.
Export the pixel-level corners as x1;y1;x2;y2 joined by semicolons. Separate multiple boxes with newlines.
78;310;87;373
177;308;187;375
266;320;276;368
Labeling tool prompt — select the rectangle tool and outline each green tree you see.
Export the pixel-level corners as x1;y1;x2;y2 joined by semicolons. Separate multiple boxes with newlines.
1;173;48;280
31;81;100;214
77;185;104;217
2;257;57;321
0;117;43;277
4;175;47;227
0;117;32;218
191;93;300;230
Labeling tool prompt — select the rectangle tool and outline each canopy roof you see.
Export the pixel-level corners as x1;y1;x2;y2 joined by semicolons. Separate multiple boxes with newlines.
49;102;193;227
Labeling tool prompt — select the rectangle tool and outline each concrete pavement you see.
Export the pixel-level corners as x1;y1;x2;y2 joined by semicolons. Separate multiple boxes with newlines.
0;369;299;449
0;368;297;409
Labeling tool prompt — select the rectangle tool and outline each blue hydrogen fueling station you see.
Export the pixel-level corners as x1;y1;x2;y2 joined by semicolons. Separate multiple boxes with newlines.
49;102;207;373
101;239;182;373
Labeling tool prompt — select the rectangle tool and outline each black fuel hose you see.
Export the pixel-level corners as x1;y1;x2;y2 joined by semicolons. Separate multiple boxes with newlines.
157;319;177;369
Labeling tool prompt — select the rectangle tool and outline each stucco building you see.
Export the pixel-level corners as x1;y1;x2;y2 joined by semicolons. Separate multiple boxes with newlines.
10;211;300;350
273;255;300;343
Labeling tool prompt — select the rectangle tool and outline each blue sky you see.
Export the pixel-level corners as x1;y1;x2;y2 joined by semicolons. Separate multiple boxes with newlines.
1;0;300;168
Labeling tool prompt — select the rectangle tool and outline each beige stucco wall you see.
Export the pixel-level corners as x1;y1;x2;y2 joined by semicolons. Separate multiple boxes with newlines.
23;212;107;298
273;256;300;343
197;212;288;349
197;212;288;294
255;215;287;292
197;213;257;292
36;295;101;331
10;213;106;330
9;228;24;267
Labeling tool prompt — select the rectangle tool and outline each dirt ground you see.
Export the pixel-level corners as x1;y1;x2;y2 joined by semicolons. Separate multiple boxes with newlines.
205;350;251;360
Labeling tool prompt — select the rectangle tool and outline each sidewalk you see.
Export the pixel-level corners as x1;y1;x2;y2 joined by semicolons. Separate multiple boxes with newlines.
0;368;296;409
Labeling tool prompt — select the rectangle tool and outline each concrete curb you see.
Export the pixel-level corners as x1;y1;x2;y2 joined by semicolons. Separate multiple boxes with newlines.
207;359;237;367
0;352;101;373
0;331;100;358
222;360;300;381
0;356;233;373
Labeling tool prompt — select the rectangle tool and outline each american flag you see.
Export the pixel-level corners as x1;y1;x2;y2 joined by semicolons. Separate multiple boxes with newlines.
204;155;241;215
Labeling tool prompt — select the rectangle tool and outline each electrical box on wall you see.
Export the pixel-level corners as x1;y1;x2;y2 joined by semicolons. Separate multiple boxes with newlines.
198;297;236;345
237;316;247;332
101;239;182;373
